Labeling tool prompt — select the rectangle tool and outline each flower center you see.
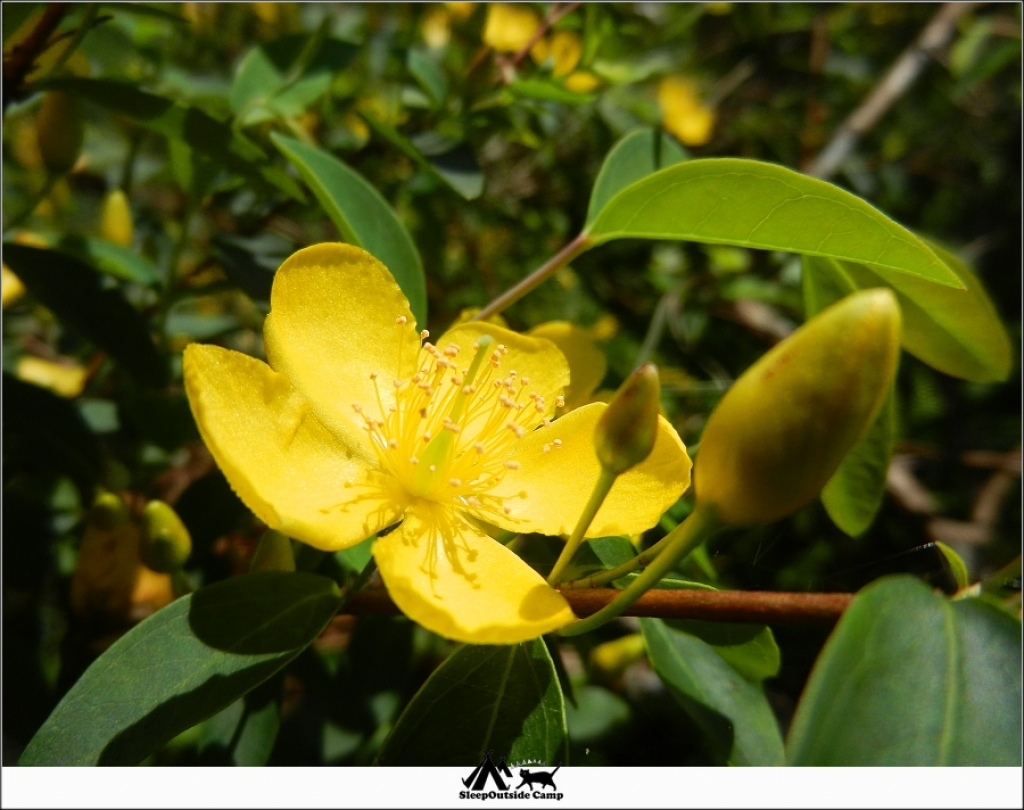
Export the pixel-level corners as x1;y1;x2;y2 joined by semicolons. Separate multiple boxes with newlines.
350;319;563;520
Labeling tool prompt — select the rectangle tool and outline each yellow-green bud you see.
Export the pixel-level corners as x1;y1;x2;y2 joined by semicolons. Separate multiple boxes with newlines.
695;289;901;525
90;489;130;530
100;188;133;247
594;363;661;475
589;633;647;680
139;500;192;573
37;92;84;175
249;529;296;573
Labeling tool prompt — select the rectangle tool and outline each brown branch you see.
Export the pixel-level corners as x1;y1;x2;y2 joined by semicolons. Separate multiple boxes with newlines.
2;3;69;108
495;2;581;83
805;2;981;179
344;587;854;626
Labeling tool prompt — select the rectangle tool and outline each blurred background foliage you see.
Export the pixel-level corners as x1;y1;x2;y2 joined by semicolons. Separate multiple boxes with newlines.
2;2;1020;766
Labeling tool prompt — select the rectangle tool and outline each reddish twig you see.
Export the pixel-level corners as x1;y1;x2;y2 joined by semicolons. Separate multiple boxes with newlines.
344;587;854;625
2;3;69;108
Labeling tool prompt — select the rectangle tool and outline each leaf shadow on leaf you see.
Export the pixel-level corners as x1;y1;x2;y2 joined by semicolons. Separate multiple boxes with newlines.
96;662;283;765
663;687;735;765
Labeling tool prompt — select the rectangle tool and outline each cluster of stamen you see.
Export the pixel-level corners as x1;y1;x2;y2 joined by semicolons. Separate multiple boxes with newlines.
348;319;564;525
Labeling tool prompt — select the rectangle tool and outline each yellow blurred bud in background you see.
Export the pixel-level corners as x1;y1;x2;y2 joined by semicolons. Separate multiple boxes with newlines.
658;75;715;147
421;6;451;49
531;29;582;77
563;70;601;93
100;189;134;247
2;264;26;307
15;357;88;398
695;289;901;525
37;92;85;175
140;500;193;574
484;3;540;52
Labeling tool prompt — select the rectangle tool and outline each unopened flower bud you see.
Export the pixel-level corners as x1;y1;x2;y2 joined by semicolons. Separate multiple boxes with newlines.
90;489;130;530
249;529;295;573
695;289;901;525
100;188;133;246
594;364;662;475
37;92;84;175
139;500;192;573
589;633;647;680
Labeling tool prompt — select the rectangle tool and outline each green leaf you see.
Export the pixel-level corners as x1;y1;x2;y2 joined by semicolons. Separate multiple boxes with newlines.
829;243;1011;382
407;48;447;108
19;571;342;766
198;678;281;766
786;575;1022;766
231;33;358;126
507;78;598;105
270;133;428;326
376;640;568;767
821;385;896;536
3;243;167;387
586;128;689;227
665;620;781;683
36;78;305;202
935;542;970;591
360;112;484;200
641;618;785;766
585;158;963;288
2;374;103;502
565;685;630;744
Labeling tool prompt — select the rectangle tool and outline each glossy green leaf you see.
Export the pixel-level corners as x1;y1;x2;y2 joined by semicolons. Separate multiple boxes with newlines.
20;572;342;766
376;640;568;767
231;33;358;126
198;678;281;766
666;620;781;683
36;78;305;202
565;685;630;744
3;374;103;502
831;243;1011;382
586;128;689;227
407;48;447;108
360;112;484;200
641;618;785;766
270;133;428;325
585;158;963;288
787;575;1022;766
3;243;167;387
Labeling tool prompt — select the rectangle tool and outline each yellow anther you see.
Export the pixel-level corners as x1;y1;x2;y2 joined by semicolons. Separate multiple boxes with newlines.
423;431;432;442
556;395;565;408
475;443;485;453
504;460;521;470
543;443;551;453
553;439;563;448
388;438;398;449
462;385;477;395
396;316;408;325
369;371;378;380
394;378;403;388
449;478;462;488
420;329;430;339
444;344;459;357
410;456;419;465
429;465;437;472
352;403;363;413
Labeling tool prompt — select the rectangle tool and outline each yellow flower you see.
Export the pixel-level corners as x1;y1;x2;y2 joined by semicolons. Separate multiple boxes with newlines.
563;70;601;93
658;75;716;147
184;244;691;644
483;3;540;53
100;189;134;247
530;30;582;77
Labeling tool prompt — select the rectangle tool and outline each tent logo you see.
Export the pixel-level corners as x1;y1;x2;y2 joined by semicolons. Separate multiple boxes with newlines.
459;751;564;800
462;750;513;791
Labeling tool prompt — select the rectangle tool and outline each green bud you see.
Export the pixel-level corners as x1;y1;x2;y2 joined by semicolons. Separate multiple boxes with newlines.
90;489;130;530
37;92;84;175
594;363;661;475
695;289;901;526
139;500;192;573
249;529;296;573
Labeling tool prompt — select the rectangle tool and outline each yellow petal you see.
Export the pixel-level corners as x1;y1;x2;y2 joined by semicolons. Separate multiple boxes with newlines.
483;3;540;52
16;356;87;397
488;402;691;537
263;243;421;444
658;75;715;147
434;321;570;436
547;30;582;77
183;343;405;551
373;502;575;643
528;321;606;409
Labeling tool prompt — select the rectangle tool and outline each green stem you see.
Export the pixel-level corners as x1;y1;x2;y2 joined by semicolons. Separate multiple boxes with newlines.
472;232;593;321
547;467;617;586
563;528;677;589
339;556;378;612
559;503;722;636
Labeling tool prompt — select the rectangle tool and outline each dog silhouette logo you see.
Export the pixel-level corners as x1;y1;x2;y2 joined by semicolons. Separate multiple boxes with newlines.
514;765;561;791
